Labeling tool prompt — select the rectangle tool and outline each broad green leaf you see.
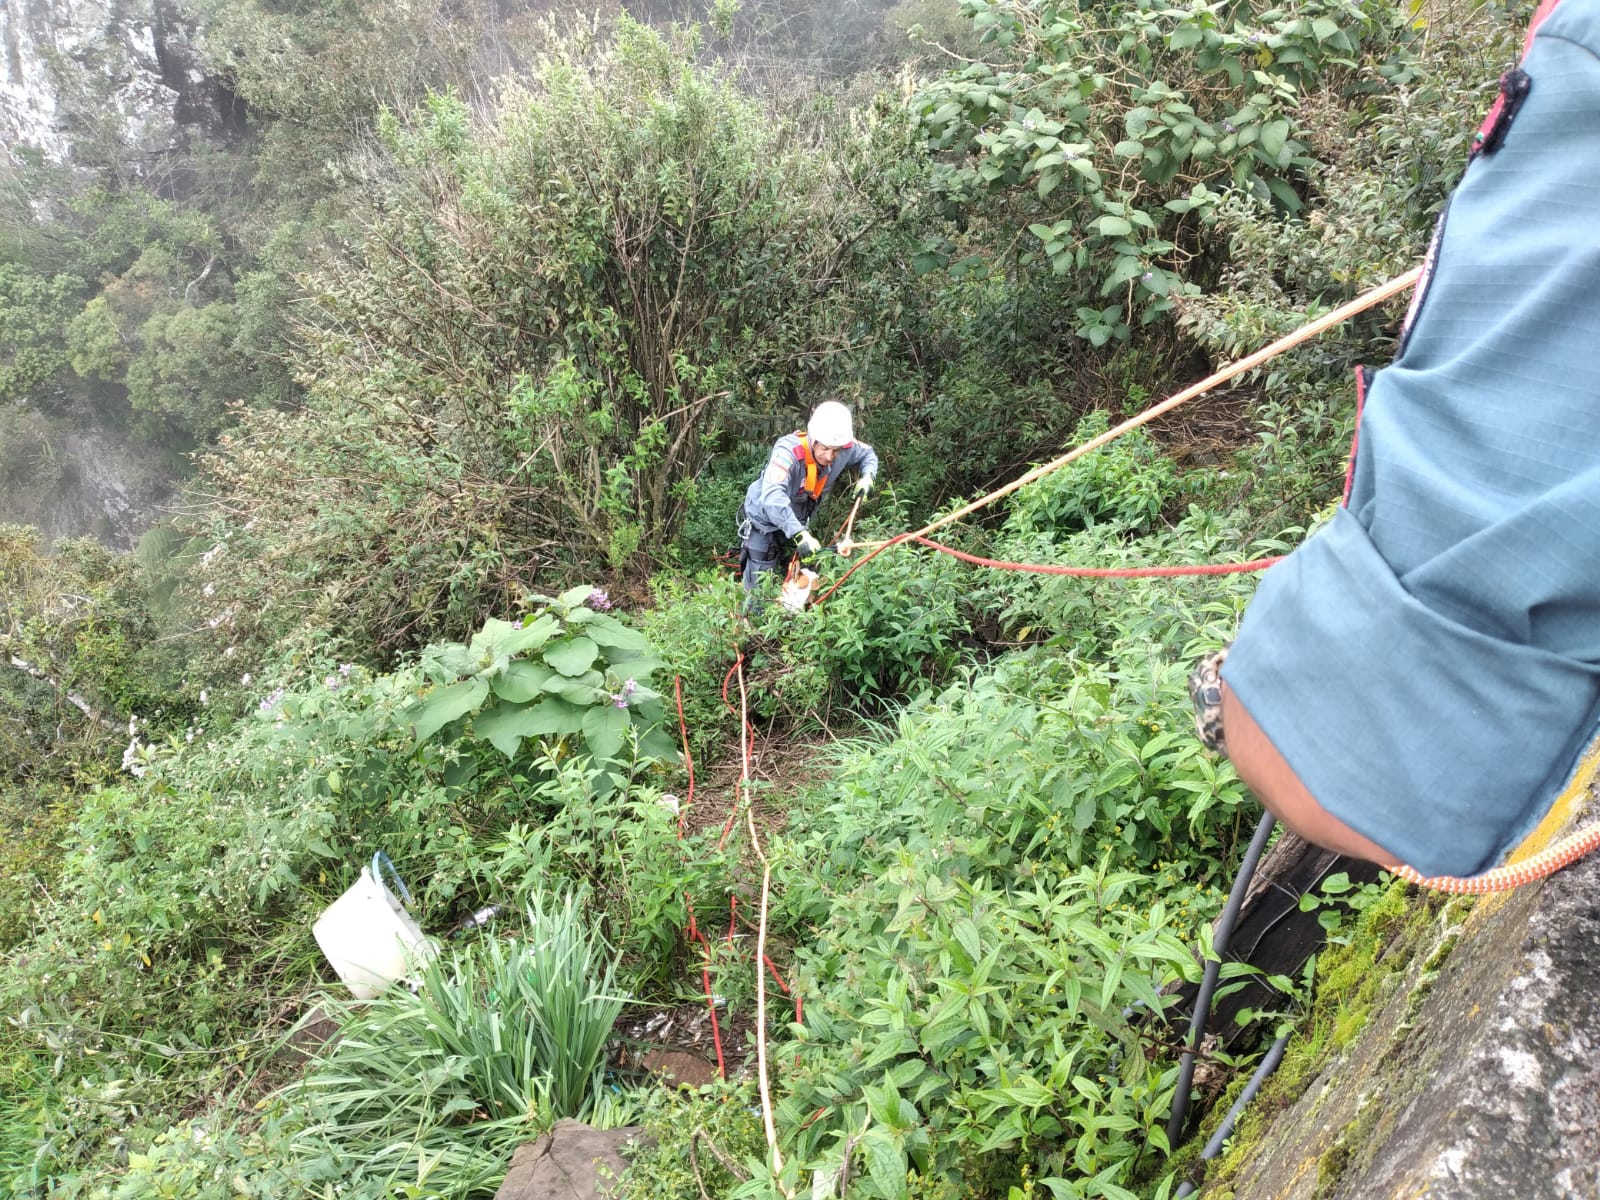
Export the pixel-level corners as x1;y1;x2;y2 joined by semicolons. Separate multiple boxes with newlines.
408;678;489;743
1259;118;1290;160
472;700;560;758
582;612;652;654
1312;15;1341;41
557;585;595;607
1096;215;1133;237
468;618;519;661
492;660;555;703
546;673;606;705
544;636;600;676
513;697;585;737
863;1134;908;1199
1170;24;1204;50
636;727;682;763
1266;176;1303;212
499;614;559;657
606;653;665;680
582;704;631;761
420;641;476;683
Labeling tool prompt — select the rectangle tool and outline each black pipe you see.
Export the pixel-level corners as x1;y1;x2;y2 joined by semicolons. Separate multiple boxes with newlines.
1165;811;1278;1150
1173;1031;1291;1198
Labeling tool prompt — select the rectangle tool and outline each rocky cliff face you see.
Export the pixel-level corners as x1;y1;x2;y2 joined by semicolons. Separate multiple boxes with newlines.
1201;755;1600;1200
1;0;239;170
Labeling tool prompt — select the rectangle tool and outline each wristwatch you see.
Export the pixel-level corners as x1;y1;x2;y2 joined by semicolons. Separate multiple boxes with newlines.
1187;645;1230;757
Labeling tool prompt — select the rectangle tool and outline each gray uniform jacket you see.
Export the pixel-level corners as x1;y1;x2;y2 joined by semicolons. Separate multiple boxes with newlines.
741;433;879;539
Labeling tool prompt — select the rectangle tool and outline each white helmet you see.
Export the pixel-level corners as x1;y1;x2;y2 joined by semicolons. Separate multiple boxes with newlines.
807;400;854;447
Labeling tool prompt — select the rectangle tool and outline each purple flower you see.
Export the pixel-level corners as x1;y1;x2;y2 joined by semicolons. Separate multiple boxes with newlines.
609;678;638;708
258;686;286;714
1224;121;1237;134
589;589;613;612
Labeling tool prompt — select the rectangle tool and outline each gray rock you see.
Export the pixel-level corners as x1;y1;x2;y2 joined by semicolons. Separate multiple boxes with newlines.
495;1120;655;1200
1220;802;1600;1200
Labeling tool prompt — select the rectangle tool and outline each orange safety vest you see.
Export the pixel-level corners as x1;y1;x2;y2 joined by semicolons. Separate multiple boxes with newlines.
793;433;827;500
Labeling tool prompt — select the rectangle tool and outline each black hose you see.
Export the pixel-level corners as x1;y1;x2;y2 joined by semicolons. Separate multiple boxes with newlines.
1164;810;1278;1150
1173;1032;1291;1198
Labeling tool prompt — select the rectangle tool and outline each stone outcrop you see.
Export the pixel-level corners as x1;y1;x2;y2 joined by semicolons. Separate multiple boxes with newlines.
2;0;239;170
494;1120;654;1200
1209;761;1600;1199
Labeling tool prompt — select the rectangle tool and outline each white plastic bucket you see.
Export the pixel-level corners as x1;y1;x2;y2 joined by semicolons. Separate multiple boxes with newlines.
312;855;437;1000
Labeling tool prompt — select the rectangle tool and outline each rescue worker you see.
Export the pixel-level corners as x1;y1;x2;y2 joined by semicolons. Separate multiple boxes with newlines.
738;400;879;598
1191;0;1600;878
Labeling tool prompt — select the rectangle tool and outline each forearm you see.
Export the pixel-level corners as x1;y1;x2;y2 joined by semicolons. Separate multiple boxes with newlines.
1220;683;1400;868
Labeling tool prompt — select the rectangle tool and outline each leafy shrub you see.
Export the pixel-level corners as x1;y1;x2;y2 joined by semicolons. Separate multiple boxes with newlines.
794;523;973;709
752;637;1259;1196
404;585;681;795
1004;412;1180;536
912;0;1419;335
774;862;1195;1199
612;1082;768;1200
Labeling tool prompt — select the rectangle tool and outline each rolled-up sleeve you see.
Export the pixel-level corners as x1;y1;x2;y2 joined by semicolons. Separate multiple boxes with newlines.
1223;8;1600;877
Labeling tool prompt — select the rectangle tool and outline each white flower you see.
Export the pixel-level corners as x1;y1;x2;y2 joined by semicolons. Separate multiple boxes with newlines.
241;673;253;686
198;690;209;705
202;583;215;598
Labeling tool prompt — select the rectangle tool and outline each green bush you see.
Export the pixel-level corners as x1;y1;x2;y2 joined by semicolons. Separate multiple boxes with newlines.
794;520;973;710
1005;412;1181;536
912;0;1419;335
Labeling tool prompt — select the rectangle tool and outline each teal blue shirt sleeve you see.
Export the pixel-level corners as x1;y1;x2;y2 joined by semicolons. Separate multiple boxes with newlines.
1223;2;1600;877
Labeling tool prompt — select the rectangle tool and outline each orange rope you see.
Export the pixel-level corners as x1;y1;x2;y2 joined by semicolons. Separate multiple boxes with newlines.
812;268;1422;607
846;267;1423;559
1394;823;1600;893
910;535;1284;578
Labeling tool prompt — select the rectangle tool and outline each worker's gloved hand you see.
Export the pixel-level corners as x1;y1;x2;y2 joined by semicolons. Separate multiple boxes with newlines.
796;530;822;558
855;473;874;497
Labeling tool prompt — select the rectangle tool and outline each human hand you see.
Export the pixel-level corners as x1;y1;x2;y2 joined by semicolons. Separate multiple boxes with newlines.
855;474;874;497
796;530;822;558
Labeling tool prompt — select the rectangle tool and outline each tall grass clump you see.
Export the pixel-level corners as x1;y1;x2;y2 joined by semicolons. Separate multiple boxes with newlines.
280;891;630;1196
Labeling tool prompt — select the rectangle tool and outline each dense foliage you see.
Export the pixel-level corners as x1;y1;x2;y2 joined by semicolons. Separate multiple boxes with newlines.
0;0;1529;1197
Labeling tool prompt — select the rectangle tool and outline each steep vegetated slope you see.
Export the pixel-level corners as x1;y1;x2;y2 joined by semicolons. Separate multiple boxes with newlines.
0;0;1523;1196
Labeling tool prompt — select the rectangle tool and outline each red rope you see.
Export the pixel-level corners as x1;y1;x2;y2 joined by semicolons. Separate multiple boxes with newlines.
910;535;1283;578
684;900;727;1080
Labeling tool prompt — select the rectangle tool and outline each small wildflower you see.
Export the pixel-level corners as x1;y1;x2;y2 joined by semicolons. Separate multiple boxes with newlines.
224;645;237;658
241;672;253;686
338;662;354;678
258;686;286;714
199;690;209;705
202;583;215;598
324;674;341;691
609;678;639;708
588;589;612;612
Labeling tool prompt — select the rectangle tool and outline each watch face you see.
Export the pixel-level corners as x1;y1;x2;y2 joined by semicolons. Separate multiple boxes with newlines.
1188;647;1231;757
